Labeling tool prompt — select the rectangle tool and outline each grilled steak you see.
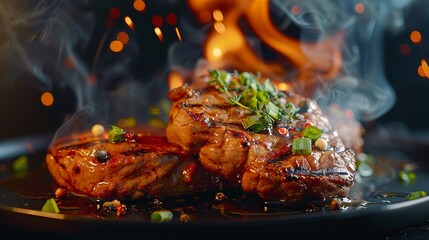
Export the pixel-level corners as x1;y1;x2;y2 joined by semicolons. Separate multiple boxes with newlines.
45;135;227;200
166;71;357;201
46;69;357;203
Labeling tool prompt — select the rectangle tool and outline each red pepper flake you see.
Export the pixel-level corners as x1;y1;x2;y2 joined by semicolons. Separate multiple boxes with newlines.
182;162;197;183
124;132;134;141
278;127;288;135
304;123;312;128
116;203;127;216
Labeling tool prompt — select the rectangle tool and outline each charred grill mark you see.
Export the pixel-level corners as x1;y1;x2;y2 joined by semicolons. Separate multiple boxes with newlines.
228;128;246;139
182;103;244;128
186;111;208;123
134;149;150;156
268;152;293;164
283;167;349;178
184;103;234;109
121;150;134;156
74;165;80;174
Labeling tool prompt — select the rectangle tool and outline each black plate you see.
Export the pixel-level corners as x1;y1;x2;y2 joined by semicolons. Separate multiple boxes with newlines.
1;134;429;239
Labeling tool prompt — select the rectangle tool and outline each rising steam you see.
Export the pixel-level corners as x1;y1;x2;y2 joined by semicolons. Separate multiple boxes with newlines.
277;0;399;121
0;0;419;143
0;0;167;142
170;0;417;122
0;0;94;105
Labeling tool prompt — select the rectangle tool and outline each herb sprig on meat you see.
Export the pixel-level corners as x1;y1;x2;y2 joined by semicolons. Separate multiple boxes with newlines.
208;69;299;133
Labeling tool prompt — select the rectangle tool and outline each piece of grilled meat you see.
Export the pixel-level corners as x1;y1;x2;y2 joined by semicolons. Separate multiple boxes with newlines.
166;74;356;201
45;135;227;200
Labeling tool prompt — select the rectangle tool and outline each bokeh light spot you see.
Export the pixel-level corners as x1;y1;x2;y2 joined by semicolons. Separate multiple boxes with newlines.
175;27;182;41
399;43;411;55
64;56;77;69
166;13;177;25
41;92;54;107
154;27;164;42
152;15;164;27
214;22;225;33
212;47;222;59
109;7;121;19
291;5;301;15
355;3;365;14
124;16;135;30
133;0;146;12
117;31;129;44
110;40;123;52
199;10;212;23
410;30;422;44
213;9;223;22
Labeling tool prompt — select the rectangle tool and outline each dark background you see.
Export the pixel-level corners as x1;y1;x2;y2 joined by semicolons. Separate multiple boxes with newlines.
0;0;428;140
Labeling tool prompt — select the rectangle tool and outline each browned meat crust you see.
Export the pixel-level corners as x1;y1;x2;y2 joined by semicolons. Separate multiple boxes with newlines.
46;71;357;202
45;135;227;200
166;75;356;202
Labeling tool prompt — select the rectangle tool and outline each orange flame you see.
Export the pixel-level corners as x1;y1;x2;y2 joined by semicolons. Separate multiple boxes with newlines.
186;0;344;95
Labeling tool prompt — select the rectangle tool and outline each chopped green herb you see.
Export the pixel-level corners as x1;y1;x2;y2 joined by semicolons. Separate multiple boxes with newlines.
406;191;427;200
208;69;298;133
108;125;126;143
301;126;323;142
399;170;416;184
12;155;28;174
151;210;173;223
241;115;266;133
41;198;60;213
292;138;312;155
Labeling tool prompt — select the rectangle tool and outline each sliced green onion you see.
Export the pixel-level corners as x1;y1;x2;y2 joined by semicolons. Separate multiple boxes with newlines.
301;126;323;142
266;102;280;120
292;138;312;155
12;155;28;174
108;125;126;143
241;115;266;132
248;95;260;109
399;170;416;183
406;191;427;200
256;90;270;104
208;69;299;133
41;198;60;213
151;210;173;223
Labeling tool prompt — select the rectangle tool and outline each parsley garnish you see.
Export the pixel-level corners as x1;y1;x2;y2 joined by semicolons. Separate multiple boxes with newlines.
108;125;126;143
208;69;298;133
